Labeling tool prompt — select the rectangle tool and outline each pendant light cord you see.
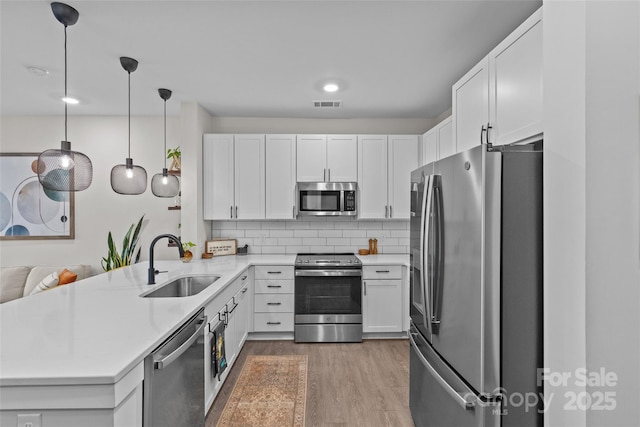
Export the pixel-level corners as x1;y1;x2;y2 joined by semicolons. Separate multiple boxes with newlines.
163;99;167;169
64;24;68;142
128;70;131;159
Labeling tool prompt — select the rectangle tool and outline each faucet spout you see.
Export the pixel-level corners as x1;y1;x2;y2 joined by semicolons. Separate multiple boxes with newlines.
148;234;185;284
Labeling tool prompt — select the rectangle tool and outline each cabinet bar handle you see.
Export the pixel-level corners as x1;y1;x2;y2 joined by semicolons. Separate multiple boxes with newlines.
267;302;282;305
389;205;393;218
376;270;390;273
242;288;248;294
328;168;331;182
267;285;282;288
235;206;238;218
385;205;388;218
364;281;367;296
267;321;281;325
230;206;233;219
241;275;247;280
267;271;282;274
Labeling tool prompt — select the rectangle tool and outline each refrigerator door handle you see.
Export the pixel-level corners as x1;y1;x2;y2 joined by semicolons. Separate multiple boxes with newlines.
409;332;477;410
431;175;444;332
420;175;433;334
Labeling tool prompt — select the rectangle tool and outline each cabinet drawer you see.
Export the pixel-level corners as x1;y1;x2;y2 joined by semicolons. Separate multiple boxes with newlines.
254;312;294;332
363;265;403;280
255;279;294;294
254;265;294;280
254;293;294;312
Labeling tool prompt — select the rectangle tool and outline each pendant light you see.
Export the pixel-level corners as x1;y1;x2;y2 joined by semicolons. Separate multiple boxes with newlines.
110;57;147;195
38;2;93;192
151;89;180;198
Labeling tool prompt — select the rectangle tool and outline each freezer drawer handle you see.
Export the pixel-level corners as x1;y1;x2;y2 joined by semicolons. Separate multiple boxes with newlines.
267;321;282;325
409;332;476;410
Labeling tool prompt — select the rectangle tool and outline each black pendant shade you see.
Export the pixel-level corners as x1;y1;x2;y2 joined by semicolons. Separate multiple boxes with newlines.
111;56;147;195
151;88;180;198
38;2;93;192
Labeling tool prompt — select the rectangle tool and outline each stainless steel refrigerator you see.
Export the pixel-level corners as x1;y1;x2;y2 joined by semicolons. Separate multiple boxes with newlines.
409;144;543;427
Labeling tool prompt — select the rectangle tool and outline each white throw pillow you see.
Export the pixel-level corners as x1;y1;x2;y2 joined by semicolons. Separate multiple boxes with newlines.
29;272;59;295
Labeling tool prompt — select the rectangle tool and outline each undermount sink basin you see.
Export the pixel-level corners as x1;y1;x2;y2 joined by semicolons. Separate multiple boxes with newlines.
142;275;220;298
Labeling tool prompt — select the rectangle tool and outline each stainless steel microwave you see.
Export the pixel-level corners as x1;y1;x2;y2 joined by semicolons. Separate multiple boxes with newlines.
297;182;357;216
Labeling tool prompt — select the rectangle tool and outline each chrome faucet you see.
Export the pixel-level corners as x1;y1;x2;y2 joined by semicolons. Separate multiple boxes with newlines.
148;234;185;284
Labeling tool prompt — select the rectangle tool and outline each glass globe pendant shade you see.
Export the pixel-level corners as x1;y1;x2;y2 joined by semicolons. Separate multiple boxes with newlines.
111;158;147;195
151;88;180;198
38;2;93;192
38;140;93;191
110;56;147;195
151;168;180;197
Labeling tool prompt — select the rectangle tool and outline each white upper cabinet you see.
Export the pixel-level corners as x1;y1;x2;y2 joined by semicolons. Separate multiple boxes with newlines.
296;135;326;182
420;116;454;166
452;57;490;153
358;135;418;219
452;7;542;152
387;135;419;220
488;8;543;146
265;135;296;219
203;134;265;220
358;135;388;219
326;135;358;182
296;134;357;182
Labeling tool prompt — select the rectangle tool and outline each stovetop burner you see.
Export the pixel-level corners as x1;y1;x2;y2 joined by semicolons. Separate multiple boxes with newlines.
295;253;361;267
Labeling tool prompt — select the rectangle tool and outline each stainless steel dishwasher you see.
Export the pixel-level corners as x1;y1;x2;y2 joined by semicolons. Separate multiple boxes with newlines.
143;308;207;427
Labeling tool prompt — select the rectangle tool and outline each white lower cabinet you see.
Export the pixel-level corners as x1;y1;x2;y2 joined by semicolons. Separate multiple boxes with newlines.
253;266;294;332
362;266;404;334
204;270;251;412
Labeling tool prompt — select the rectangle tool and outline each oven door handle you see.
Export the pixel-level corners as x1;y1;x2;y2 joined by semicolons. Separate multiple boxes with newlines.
295;269;362;277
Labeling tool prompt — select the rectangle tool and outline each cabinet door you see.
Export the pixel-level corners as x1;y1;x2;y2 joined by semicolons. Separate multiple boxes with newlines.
452;57;489;153
437;117;455;160
388;135;418;220
489;8;543;145
266;135;296;219
326;135;358;182
225;300;238;366
358;135;388;219
420;129;438;166
363;279;403;333
203;134;234;220
296;135;327;181
234;134;265;219
235;280;250;351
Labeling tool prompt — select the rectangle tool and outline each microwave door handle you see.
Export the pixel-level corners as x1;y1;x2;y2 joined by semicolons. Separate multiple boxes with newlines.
431;176;444;333
421;175;434;335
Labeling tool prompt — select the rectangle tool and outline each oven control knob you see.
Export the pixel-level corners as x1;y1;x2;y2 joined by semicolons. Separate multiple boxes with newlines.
305;259;309;263
347;259;352;263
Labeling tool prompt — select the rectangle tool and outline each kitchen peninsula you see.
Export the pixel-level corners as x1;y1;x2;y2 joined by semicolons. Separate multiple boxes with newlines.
0;253;407;427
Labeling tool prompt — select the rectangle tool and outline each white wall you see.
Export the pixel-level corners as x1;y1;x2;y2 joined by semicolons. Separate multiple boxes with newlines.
0;115;183;269
208;116;434;135
543;1;640;426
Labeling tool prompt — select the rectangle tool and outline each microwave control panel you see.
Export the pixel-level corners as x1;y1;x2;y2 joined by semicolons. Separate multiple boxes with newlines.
344;191;356;211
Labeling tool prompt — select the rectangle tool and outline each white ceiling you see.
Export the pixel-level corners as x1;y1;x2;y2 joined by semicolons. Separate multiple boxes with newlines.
0;0;541;119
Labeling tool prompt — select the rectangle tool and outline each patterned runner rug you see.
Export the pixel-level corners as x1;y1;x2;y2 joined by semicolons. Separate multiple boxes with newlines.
216;355;308;427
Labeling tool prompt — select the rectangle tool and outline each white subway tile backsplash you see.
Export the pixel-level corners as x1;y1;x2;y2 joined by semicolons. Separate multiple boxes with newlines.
210;219;409;255
319;229;343;238
270;229;295;238
294;229;319;238
343;230;367;238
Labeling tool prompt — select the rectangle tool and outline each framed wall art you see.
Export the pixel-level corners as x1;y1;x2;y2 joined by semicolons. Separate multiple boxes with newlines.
0;153;74;240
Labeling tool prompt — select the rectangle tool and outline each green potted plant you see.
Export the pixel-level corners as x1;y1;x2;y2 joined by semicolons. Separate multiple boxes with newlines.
101;215;145;272
181;241;196;262
167;146;181;172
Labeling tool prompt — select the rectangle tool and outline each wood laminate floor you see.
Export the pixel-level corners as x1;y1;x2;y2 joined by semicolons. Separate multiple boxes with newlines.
206;339;415;427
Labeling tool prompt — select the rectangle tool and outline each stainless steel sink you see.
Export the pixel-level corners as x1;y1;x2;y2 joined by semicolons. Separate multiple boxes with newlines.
141;275;220;298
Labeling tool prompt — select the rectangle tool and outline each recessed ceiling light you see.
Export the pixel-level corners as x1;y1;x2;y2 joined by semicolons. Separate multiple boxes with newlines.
62;96;79;104
323;83;339;93
26;66;49;77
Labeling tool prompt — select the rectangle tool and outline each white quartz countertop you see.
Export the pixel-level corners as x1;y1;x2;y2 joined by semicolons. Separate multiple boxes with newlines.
0;253;405;387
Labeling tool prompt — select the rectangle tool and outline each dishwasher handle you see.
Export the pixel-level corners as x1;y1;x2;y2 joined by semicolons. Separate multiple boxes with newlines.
154;315;207;370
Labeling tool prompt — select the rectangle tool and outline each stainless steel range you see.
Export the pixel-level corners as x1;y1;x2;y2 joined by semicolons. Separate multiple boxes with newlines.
294;253;362;343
